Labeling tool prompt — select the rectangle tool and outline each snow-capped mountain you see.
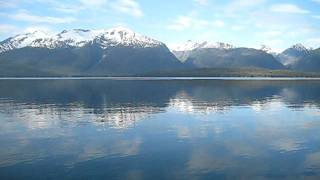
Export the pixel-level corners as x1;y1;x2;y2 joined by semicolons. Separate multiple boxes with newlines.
171;40;234;52
290;44;310;53
171;40;235;63
0;27;181;76
291;47;320;72
259;45;279;57
260;45;274;54
0;27;163;53
0;31;51;53
171;40;284;69
276;43;310;67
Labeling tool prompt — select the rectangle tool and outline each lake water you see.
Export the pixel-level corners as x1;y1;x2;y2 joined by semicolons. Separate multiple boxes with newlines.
0;79;319;179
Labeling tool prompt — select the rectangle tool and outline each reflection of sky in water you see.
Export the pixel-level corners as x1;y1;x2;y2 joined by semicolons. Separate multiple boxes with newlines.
0;80;319;179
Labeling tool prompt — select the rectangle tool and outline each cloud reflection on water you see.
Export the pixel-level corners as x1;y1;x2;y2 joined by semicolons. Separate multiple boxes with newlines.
0;80;319;179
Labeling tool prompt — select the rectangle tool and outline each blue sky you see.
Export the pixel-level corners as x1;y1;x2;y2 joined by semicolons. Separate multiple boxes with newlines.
0;0;320;52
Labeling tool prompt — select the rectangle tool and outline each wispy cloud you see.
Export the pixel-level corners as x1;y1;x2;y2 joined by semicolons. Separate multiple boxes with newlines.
168;14;225;31
23;26;56;34
0;1;17;8
80;0;108;8
112;0;143;17
0;24;18;33
37;0;143;17
167;15;209;31
231;25;245;31
225;0;266;13
193;0;208;6
305;38;320;48
213;20;225;28
7;10;76;24
270;4;309;14
33;0;84;14
53;5;83;14
258;30;283;38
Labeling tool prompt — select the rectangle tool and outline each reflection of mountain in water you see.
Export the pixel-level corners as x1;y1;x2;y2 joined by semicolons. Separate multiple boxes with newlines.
0;79;320;128
93;106;164;129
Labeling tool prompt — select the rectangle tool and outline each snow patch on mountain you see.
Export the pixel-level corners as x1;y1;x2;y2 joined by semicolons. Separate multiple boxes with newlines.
259;45;279;57
0;27;164;53
96;27;163;48
55;29;101;47
0;31;52;52
171;40;234;52
276;43;311;66
260;45;273;53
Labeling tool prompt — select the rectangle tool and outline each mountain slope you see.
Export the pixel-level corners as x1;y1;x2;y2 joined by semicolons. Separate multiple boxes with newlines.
291;48;320;72
0;27;164;52
0;28;182;76
171;41;284;70
276;44;310;67
181;48;284;70
172;40;234;62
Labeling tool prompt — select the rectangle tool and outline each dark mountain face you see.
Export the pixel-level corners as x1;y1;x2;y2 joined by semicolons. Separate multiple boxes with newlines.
0;44;182;76
1;28;318;76
87;45;182;75
0;28;184;76
171;50;192;63
291;48;320;72
276;44;310;67
184;48;285;70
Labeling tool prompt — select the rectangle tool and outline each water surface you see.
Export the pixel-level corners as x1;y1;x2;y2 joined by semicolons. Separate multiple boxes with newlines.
0;79;319;179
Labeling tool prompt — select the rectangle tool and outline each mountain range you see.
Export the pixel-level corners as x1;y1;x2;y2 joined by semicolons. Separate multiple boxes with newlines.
0;27;319;76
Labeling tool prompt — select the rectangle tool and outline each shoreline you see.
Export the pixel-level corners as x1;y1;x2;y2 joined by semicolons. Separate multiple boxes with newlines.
1;77;320;80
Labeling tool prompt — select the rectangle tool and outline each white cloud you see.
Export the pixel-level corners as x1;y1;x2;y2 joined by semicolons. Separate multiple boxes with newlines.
23;26;55;34
259;30;283;38
33;0;83;14
8;11;76;24
54;6;83;14
270;4;309;14
112;0;143;17
213;20;225;27
0;0;18;8
286;28;315;38
0;24;17;33
38;0;143;18
226;0;266;13
168;15;224;31
193;0;208;5
263;39;284;47
167;16;193;30
0;25;56;40
80;0;108;8
304;38;320;48
168;15;209;31
231;25;245;31
312;0;320;3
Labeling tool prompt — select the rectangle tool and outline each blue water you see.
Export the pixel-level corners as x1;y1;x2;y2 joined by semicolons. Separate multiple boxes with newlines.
0;79;319;179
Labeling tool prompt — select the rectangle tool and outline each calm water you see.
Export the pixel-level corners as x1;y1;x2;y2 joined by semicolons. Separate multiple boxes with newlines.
0;79;319;179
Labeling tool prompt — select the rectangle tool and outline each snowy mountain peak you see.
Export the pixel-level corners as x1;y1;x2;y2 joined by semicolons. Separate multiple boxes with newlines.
0;30;52;53
215;42;234;49
95;27;163;48
260;45;273;53
172;40;234;52
55;29;101;47
290;43;308;52
259;45;279;56
172;40;203;51
107;27;135;34
0;27;164;53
